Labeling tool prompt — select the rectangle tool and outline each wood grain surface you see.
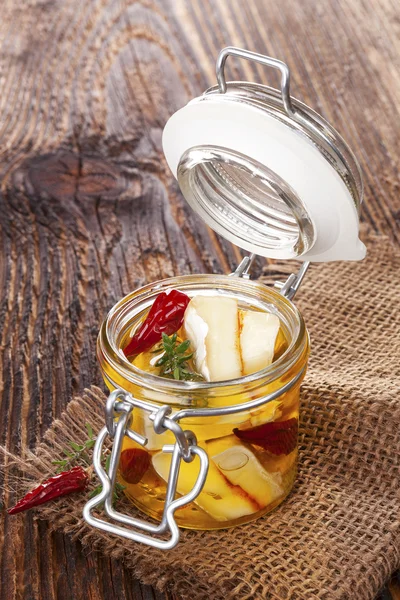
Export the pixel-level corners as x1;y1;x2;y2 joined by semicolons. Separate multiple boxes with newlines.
0;1;399;599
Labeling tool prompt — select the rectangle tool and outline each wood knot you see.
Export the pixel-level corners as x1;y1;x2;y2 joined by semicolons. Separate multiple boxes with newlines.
27;151;127;201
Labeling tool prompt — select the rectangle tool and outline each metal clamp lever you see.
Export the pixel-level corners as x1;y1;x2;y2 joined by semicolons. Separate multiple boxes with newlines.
229;253;256;279
230;253;309;301
275;261;310;300
83;391;209;550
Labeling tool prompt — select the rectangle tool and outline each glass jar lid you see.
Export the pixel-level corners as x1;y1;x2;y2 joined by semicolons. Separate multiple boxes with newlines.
162;47;366;262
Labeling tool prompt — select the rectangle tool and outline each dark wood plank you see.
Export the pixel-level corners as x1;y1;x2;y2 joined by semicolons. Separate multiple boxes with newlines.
0;0;398;599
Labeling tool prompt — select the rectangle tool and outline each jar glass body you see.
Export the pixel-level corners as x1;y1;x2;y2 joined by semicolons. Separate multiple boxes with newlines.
97;274;309;529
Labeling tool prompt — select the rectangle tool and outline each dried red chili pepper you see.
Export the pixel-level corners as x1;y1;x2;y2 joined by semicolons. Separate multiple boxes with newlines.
233;418;298;456
7;465;89;515
119;448;151;484
123;289;190;358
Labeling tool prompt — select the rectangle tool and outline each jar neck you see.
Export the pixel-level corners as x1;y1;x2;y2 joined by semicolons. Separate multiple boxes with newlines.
98;274;309;407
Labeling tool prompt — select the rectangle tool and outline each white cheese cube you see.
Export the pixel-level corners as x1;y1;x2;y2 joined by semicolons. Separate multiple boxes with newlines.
183;296;242;381
240;311;280;375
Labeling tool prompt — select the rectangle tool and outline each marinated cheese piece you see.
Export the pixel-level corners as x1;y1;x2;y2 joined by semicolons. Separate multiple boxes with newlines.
240;310;280;375
182;297;282;382
183;296;242;382
208;436;284;507
248;400;282;428
152;447;258;521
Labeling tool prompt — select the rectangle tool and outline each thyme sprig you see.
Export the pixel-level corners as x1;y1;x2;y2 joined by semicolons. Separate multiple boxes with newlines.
155;333;204;381
52;423;96;473
52;423;125;505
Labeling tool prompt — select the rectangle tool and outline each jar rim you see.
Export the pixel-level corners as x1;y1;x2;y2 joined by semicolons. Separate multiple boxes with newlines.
98;274;309;397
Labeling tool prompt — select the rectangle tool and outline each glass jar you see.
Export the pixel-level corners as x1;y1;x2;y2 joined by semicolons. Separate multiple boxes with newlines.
83;47;364;550
97;275;309;529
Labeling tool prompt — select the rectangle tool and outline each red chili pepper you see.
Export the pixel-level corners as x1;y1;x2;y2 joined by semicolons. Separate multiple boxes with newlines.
233;418;298;456
123;289;190;358
7;466;89;515
119;448;151;484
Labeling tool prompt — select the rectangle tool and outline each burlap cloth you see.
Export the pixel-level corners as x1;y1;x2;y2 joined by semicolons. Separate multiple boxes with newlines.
2;233;400;600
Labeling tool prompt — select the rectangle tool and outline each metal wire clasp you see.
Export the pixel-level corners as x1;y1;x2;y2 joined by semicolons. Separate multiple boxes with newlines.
83;366;305;548
83;390;209;550
274;262;310;300
230;253;310;301
216;46;294;117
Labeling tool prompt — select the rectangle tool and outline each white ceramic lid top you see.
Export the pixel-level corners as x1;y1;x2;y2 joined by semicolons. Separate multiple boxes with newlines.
162;94;366;263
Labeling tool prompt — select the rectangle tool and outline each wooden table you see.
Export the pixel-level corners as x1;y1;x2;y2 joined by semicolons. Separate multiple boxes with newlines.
0;1;399;598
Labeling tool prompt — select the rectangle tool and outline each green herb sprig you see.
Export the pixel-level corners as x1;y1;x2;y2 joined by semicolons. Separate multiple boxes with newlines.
52;423;96;473
155;333;204;381
52;423;125;506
